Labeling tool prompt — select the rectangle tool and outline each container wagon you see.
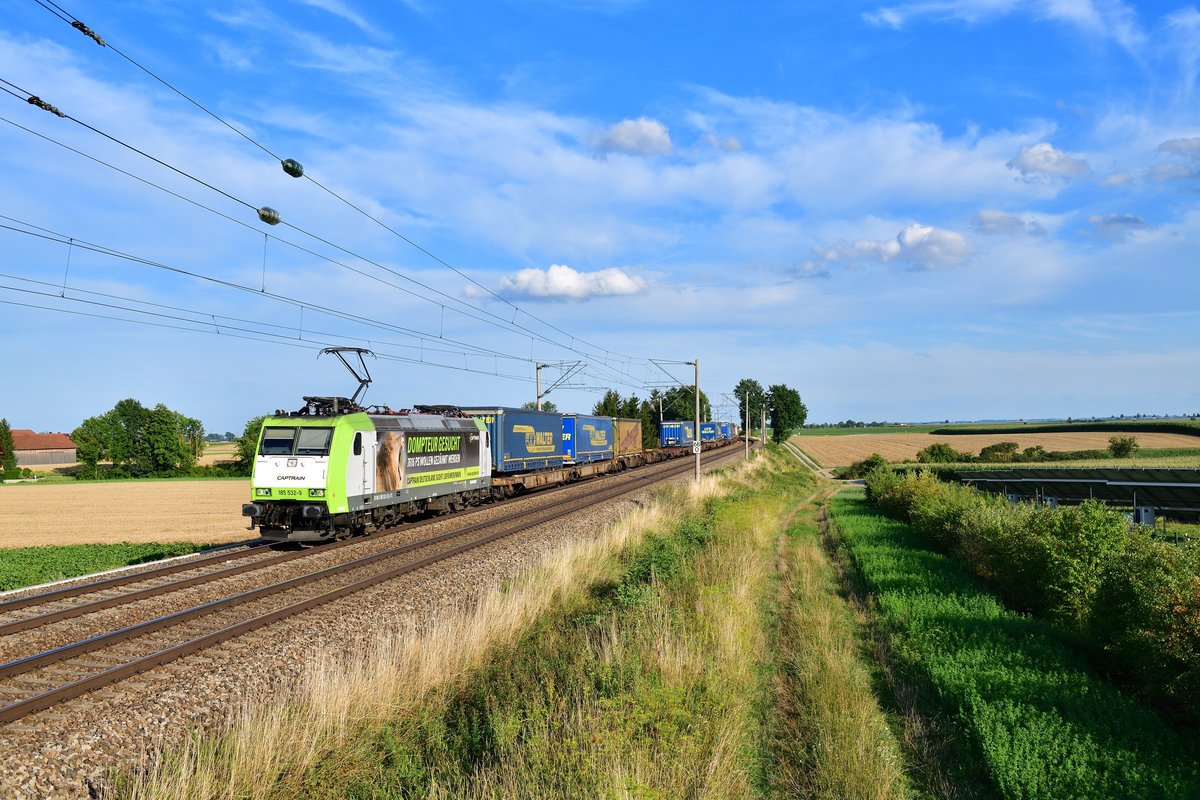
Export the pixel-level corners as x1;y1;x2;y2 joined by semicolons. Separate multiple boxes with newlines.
614;418;643;456
459;406;564;472
562;414;615;464
660;420;696;447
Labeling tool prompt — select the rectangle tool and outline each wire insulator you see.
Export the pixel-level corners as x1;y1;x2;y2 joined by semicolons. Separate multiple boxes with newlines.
26;96;65;117
70;20;107;47
281;159;304;178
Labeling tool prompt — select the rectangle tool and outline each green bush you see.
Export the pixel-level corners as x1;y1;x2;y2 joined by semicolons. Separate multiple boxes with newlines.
862;471;1200;723
916;442;969;463
1091;534;1200;718
1108;436;1139;458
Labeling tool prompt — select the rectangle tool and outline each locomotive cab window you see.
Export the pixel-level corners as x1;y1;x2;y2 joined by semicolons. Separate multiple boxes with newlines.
295;427;333;456
260;426;333;456
353;432;362;456
260;427;297;456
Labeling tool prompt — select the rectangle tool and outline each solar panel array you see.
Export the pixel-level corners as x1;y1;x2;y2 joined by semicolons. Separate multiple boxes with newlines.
956;468;1200;513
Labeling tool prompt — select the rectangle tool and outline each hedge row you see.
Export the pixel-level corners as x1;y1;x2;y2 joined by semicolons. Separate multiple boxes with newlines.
930;420;1200;437
864;469;1200;723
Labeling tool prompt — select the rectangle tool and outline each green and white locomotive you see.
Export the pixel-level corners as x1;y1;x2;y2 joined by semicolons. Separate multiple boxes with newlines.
241;349;493;542
242;396;492;542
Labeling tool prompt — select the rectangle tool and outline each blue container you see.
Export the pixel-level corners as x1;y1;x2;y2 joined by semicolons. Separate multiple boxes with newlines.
700;422;719;442
719;422;732;440
460;407;564;472
562;415;614;463
660;421;696;447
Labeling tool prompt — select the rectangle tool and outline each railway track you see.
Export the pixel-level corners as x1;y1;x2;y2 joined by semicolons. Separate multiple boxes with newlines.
0;443;747;725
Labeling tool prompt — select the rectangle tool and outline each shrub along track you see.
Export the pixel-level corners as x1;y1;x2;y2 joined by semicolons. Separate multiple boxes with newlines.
0;443;748;800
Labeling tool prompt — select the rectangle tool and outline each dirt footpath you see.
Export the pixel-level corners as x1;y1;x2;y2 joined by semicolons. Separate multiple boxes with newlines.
0;480;251;548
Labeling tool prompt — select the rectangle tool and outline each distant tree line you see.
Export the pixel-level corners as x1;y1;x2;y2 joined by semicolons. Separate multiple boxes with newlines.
916;435;1142;465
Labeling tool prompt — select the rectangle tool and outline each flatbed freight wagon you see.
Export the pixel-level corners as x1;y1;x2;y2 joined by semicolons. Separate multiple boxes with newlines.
459;407;564;473
562;414;614;464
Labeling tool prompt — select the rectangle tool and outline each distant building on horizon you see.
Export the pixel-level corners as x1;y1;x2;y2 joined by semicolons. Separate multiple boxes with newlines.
5;429;77;466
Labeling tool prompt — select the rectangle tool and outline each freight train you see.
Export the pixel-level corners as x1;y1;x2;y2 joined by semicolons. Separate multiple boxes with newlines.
241;395;739;543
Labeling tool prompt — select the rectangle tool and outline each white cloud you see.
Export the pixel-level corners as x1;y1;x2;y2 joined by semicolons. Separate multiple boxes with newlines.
299;0;377;36
702;133;743;152
1007;142;1091;178
863;0;1144;52
812;223;973;270
898;223;976;267
1158;137;1200;159
592;118;672;156
497;264;648;300
1099;170;1133;187
972;209;1045;236
1088;213;1148;239
1150;163;1196;182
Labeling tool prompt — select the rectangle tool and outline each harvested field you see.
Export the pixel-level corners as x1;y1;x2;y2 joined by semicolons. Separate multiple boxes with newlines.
0;480;250;548
792;432;1200;468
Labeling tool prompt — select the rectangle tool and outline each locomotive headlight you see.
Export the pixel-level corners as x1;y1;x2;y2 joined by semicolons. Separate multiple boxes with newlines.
255;488;272;497
309;488;326;497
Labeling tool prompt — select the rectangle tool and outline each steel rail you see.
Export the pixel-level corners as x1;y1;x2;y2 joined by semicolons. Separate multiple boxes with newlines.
0;444;722;635
0;442;747;723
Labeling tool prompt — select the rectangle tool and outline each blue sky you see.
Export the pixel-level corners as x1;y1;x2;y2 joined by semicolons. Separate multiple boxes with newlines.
1;0;1197;433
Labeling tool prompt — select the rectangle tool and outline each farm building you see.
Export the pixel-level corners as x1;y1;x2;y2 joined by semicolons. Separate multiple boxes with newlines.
7;430;77;466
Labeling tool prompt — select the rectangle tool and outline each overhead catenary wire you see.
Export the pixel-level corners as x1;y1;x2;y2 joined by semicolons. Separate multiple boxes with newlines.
0;105;647;392
24;0;643;364
0;217;533;365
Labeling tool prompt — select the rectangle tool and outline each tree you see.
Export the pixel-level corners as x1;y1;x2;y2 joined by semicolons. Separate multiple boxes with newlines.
234;415;266;476
916;442;968;463
591;390;622;417
520;400;558;412
1109;436;1139;458
0;418;16;479
72;399;205;478
662;385;711;423
766;384;806;444
732;378;767;432
978;441;1020;463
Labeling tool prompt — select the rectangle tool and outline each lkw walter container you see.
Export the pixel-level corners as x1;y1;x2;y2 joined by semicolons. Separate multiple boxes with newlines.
563;414;614;464
700;422;719;442
660;421;695;447
460;407;564;473
719;422;732;440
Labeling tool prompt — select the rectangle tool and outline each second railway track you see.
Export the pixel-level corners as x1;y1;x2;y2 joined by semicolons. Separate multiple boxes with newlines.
0;444;746;725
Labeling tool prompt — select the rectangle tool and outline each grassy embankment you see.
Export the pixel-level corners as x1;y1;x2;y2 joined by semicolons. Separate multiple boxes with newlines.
0;542;209;591
124;449;910;800
828;489;1200;798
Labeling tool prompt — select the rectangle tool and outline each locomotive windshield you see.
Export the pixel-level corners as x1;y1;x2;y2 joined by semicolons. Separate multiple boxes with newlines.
259;426;333;456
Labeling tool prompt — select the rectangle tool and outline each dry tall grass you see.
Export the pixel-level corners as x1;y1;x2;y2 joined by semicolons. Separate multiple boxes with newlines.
129;465;750;800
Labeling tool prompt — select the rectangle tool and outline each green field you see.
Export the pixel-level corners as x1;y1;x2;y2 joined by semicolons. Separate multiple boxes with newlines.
829;489;1200;798
0;541;210;591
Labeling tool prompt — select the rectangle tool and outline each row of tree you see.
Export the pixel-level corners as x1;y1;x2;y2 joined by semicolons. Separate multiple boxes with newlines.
732;379;807;444
72;399;206;479
550;378;808;447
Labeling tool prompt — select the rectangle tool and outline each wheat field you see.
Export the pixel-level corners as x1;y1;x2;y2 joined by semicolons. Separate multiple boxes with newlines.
0;480;252;548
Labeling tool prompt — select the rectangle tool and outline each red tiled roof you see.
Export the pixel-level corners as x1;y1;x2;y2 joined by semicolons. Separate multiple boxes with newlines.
10;429;77;451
